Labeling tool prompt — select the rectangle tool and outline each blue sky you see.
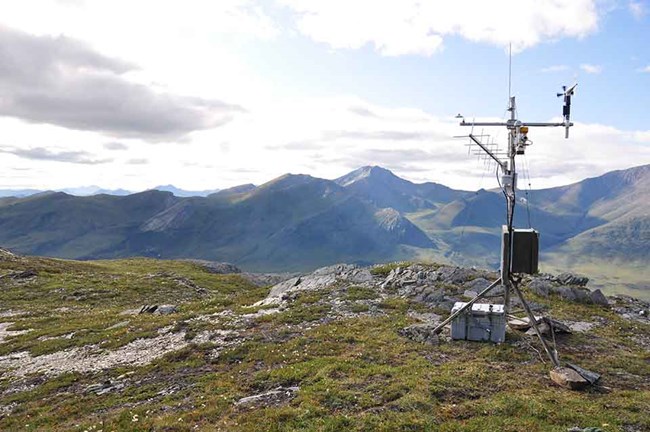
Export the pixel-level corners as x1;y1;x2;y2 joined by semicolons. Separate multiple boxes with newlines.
0;0;648;191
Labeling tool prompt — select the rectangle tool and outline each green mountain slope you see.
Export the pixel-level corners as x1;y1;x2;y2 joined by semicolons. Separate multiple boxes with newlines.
0;174;436;271
0;165;646;293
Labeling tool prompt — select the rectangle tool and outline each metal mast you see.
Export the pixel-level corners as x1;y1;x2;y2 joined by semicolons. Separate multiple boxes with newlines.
434;81;577;366
457;85;575;316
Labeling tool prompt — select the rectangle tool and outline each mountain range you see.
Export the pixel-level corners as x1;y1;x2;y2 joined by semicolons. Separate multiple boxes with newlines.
0;164;647;295
0;185;219;198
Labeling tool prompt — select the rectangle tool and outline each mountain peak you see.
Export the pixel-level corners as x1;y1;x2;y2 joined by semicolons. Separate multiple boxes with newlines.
335;166;397;187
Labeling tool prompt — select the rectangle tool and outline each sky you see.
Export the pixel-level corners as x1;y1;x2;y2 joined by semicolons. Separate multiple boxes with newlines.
0;0;649;192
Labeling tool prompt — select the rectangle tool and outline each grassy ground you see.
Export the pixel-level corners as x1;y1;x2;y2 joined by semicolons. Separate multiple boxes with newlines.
0;254;648;431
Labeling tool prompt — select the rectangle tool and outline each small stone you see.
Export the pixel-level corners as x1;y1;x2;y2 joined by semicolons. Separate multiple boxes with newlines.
549;367;589;390
235;386;299;407
155;305;178;315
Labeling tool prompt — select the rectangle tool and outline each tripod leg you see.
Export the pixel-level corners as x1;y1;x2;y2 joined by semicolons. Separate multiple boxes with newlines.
511;279;559;367
433;278;501;335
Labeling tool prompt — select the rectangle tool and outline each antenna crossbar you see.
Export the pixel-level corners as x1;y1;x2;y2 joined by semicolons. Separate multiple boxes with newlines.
460;121;572;128
468;134;506;169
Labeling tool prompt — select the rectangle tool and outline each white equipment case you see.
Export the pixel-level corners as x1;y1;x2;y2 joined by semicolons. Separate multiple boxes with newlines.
451;302;506;343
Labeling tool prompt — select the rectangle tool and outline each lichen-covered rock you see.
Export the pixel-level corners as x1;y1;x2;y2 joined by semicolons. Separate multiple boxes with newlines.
261;264;373;305
235;386;299;407
554;286;579;302
529;279;553;297
398;324;439;345
590;289;609;306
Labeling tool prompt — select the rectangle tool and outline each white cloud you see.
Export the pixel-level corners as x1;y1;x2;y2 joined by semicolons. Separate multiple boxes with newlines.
279;0;601;56
638;65;650;73
1;96;647;193
541;65;570;73
0;0;279;105
629;1;646;19
580;63;603;74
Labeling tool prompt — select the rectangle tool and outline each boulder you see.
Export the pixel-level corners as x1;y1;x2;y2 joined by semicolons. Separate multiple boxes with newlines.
529;279;553;297
590;289;609;306
439;267;477;285
554;286;577;302
572;288;592;303
549;367;589;390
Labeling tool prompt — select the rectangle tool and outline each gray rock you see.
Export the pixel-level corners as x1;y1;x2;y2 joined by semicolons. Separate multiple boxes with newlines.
439;266;476;285
422;289;445;303
464;277;491;292
398;324;439;345
572;288;592;303
262;264;373;305
463;290;478;299
590;289;609;306
235;386;299;407
554;286;577;302
567;321;597;332
155;305;178;315
557;272;589;286
550;367;588;390
529;279;553;297
187;260;241;274
140;304;178;315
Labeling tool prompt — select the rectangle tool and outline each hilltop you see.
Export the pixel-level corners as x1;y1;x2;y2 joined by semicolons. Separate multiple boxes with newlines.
0;252;648;431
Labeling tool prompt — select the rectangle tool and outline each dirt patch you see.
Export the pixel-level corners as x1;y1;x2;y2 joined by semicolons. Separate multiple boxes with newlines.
0;327;188;377
0;322;30;343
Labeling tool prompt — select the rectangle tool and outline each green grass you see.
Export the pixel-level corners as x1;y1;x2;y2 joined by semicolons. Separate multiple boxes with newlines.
0;255;649;431
369;262;412;277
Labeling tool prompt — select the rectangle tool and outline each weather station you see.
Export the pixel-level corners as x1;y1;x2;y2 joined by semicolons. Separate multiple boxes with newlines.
429;55;597;388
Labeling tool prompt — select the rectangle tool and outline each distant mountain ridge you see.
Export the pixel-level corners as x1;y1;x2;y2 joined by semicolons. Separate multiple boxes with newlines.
0;185;222;198
0;164;647;292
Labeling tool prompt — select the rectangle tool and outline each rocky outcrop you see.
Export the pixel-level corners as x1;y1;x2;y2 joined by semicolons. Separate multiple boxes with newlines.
188;260;242;274
526;274;609;306
259;264;374;305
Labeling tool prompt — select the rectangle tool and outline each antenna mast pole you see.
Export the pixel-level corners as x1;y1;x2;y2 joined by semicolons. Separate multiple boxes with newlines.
452;83;576;321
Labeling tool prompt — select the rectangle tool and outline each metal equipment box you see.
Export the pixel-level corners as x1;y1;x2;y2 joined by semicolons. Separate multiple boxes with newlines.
451;302;506;343
511;228;539;274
